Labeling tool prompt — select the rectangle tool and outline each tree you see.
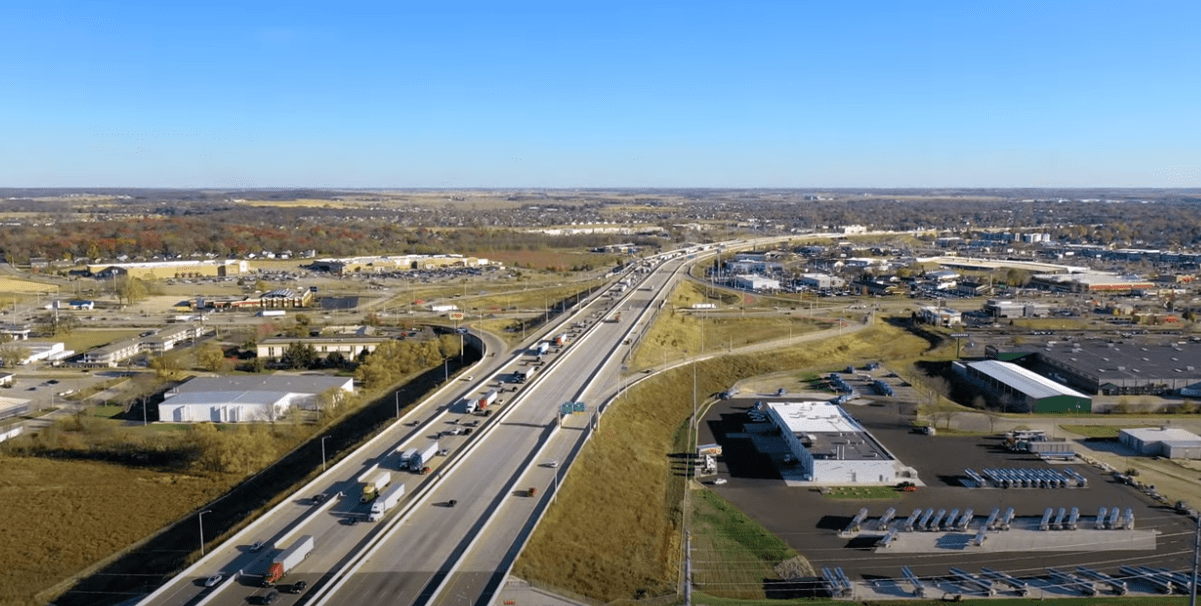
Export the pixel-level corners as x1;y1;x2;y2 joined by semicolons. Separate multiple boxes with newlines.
281;341;317;369
196;343;226;372
115;275;149;305
0;339;30;367
148;353;185;378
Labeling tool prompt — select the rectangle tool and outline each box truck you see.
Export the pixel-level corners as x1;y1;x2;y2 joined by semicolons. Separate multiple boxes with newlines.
368;483;406;522
409;442;440;473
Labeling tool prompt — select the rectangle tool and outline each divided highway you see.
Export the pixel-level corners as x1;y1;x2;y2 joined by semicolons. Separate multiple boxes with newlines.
139;255;688;606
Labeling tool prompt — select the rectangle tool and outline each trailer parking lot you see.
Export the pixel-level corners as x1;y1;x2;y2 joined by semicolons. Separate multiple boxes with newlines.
699;391;1198;594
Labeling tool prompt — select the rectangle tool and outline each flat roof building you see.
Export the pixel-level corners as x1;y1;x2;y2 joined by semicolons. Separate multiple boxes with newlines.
766;401;901;485
1120;427;1201;460
160;375;354;423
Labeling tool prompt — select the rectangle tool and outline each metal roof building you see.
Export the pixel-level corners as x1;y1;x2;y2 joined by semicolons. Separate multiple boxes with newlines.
1120;427;1201;460
956;359;1092;413
159;375;354;423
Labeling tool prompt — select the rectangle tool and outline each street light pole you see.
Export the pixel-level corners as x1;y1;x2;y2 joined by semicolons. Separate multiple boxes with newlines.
321;435;331;471
395;391;401;419
199;509;212;555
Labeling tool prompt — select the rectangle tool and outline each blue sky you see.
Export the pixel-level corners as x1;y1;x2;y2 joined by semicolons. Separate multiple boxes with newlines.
2;1;1198;188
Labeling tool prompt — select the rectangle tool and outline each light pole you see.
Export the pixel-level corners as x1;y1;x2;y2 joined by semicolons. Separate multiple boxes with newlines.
395;391;401;419
321;435;331;471
198;509;212;555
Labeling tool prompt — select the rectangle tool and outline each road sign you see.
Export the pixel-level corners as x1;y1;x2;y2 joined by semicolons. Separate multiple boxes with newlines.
560;403;574;416
448;311;465;320
950;333;969;338
572;401;586;412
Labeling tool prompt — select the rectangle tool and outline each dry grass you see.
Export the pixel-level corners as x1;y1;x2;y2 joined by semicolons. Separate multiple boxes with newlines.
514;322;929;601
0;458;232;606
689;489;804;599
0;276;59;296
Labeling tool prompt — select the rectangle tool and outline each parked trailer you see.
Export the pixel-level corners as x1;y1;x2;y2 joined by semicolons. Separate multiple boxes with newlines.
368;482;406;522
918;508;935;531
972;526;989;546
876;507;897;530
983;508;1000;531
1096;507;1109;529
1123;507;1135;530
1119;565;1175;594
1052;507;1066;530
903;508;922;532
943;509;959;531
1039;508;1054;531
902;566;926;598
409;442;440;473
928;509;947;532
1046;567;1098;597
949;567;996;596
263;535;314;586
957;508;974;531
980;567;1030;597
360;471;392;503
1076;567;1128;595
843;508;869;534
1107;506;1121;529
1066;507;1080;530
1000;507;1015;530
877;528;899;548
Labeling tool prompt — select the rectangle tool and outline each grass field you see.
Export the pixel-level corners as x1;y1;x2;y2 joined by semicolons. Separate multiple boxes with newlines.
0;276;60;295
0;458;231;606
514;320;930;601
822;486;900;499
689;489;807;599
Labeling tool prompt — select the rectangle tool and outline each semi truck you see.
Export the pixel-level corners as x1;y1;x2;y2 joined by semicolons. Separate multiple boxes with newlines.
398;448;419;469
513;368;534;383
409;442;440;473
552;333;568;346
263;535;314;586
368;483;406;522
532;342;550;356
478;389;498;410
258;310;286;317
360;471;392;503
464;398;478;414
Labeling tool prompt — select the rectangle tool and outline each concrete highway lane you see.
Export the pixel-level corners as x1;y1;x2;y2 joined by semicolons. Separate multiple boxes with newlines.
316;260;684;606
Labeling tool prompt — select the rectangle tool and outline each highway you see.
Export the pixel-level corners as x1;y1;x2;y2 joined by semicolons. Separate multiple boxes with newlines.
316;260;684;606
138;255;684;606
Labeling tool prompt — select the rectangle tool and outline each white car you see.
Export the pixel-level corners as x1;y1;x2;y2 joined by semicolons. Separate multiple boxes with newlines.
204;574;223;587
249;540;266;552
545;460;559;468
713;478;728;485
461;375;473;382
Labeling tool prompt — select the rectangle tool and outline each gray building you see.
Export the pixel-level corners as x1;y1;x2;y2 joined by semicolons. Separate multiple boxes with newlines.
1120;427;1201;460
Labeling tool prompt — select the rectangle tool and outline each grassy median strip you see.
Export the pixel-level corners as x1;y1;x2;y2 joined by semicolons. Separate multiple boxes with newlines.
690;490;807;599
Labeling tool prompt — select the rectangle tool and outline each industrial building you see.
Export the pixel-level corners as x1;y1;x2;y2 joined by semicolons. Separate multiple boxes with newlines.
918;306;963;327
732;274;780;292
1029;271;1155;294
766;401;900;485
954;360;1092;413
256;335;386;361
983;299;1050;318
87;259;249;280
1119;427;1201;460
989;339;1201;396
158;375;354;423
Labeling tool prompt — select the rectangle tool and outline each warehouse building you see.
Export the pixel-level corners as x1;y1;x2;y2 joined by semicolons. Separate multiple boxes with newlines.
954;359;1092;413
988;339;1201;396
766;401;901;485
158;375;354;423
1120;427;1201;460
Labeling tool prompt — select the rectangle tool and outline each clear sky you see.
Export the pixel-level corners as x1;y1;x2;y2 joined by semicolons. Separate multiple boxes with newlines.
2;1;1198;188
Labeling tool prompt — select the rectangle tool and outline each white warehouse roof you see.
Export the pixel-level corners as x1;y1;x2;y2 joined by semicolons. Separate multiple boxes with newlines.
768;401;862;434
1121;427;1201;445
968;360;1090;400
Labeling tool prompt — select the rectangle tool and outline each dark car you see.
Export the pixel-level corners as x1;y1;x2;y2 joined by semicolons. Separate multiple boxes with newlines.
286;580;307;594
448;499;458;507
261;592;279;605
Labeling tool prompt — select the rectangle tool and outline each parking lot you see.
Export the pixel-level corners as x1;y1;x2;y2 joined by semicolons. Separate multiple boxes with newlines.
699;387;1199;592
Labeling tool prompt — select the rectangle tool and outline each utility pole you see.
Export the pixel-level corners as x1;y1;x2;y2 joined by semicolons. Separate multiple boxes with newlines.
198;510;212;555
1191;513;1199;606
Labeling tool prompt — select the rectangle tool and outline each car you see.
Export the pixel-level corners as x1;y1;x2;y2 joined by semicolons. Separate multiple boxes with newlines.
286;580;307;594
249;540;266;552
713;478;728;485
312;493;326;504
437;448;449;456
447;499;458;507
204;574;223;587
463;428;472;435
261;591;279;605
461;375;473;381
46;379;59;385
545;459;559;468
775;388;786;396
